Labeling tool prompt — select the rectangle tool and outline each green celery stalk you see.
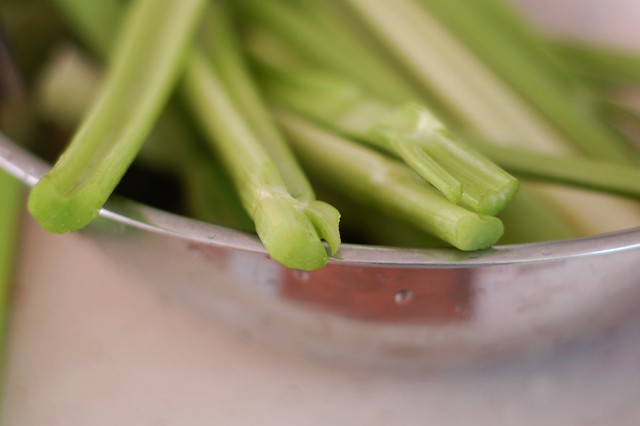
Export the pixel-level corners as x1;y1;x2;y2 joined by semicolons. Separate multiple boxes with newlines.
199;1;315;201
314;184;452;248
241;3;581;240
276;110;504;251
497;189;578;244
343;0;640;236
50;0;339;267
459;0;579;89
0;170;22;401
28;0;207;233
35;46;253;231
471;140;640;199
183;52;339;270
552;40;640;86
238;0;416;104
343;0;570;150
194;2;341;267
259;65;519;214
181;157;255;232
48;0;202;174
414;0;638;164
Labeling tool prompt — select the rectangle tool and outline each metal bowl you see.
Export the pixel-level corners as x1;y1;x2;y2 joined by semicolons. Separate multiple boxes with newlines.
3;132;640;370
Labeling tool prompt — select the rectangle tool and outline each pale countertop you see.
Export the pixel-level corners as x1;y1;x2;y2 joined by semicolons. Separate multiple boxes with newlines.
2;214;640;426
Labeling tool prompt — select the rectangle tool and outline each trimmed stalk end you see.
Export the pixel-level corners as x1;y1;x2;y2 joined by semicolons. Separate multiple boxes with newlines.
28;176;101;233
253;194;334;270
453;214;504;251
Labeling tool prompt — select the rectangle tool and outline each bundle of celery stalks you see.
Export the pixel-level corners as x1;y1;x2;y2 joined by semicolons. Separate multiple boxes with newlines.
4;0;640;272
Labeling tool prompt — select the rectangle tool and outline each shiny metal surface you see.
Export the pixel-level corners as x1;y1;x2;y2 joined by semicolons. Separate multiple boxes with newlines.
3;132;640;369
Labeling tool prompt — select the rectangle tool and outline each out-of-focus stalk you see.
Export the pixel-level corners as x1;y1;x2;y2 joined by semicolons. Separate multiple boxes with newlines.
0;170;22;404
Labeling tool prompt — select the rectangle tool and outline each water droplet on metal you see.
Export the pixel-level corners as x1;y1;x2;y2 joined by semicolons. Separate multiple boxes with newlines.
395;289;413;305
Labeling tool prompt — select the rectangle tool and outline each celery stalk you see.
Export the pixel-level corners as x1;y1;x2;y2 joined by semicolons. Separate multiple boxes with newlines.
552;40;640;86
195;3;341;267
183;52;339;270
36;45;254;231
276;111;504;251
472;140;640;199
344;0;570;149
0;170;22;400
497;189;578;244
239;0;415;104
415;0;639;164
315;185;452;248
45;1;339;265
28;0;206;233
344;0;640;235
199;2;315;201
260;66;519;214
242;1;579;240
181;158;255;232
48;0;201;173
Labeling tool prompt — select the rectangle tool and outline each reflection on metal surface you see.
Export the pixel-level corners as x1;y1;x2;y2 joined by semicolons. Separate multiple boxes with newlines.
85;221;640;369
280;266;474;323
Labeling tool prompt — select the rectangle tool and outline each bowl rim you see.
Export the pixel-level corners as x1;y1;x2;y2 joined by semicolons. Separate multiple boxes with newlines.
3;132;640;268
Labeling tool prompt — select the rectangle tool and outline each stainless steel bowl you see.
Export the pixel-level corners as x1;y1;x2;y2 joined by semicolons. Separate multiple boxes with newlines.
3;132;640;370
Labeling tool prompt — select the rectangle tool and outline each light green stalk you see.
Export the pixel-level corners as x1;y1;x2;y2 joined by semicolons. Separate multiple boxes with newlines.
48;0;200;172
497;189;577;244
242;1;582;241
342;0;567;149
28;0;206;233
238;0;415;104
196;2;341;267
316;185;451;248
343;0;637;163
35;46;253;231
181;159;255;231
0;170;22;402
48;0;338;266
47;0;254;230
552;40;640;86
472;140;640;199
343;0;640;236
199;2;314;200
414;0;638;163
452;0;578;89
259;65;519;215
276;111;504;251
183;52;339;270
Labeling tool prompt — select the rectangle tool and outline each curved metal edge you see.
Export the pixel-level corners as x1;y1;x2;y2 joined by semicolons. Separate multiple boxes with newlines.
3;132;640;268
